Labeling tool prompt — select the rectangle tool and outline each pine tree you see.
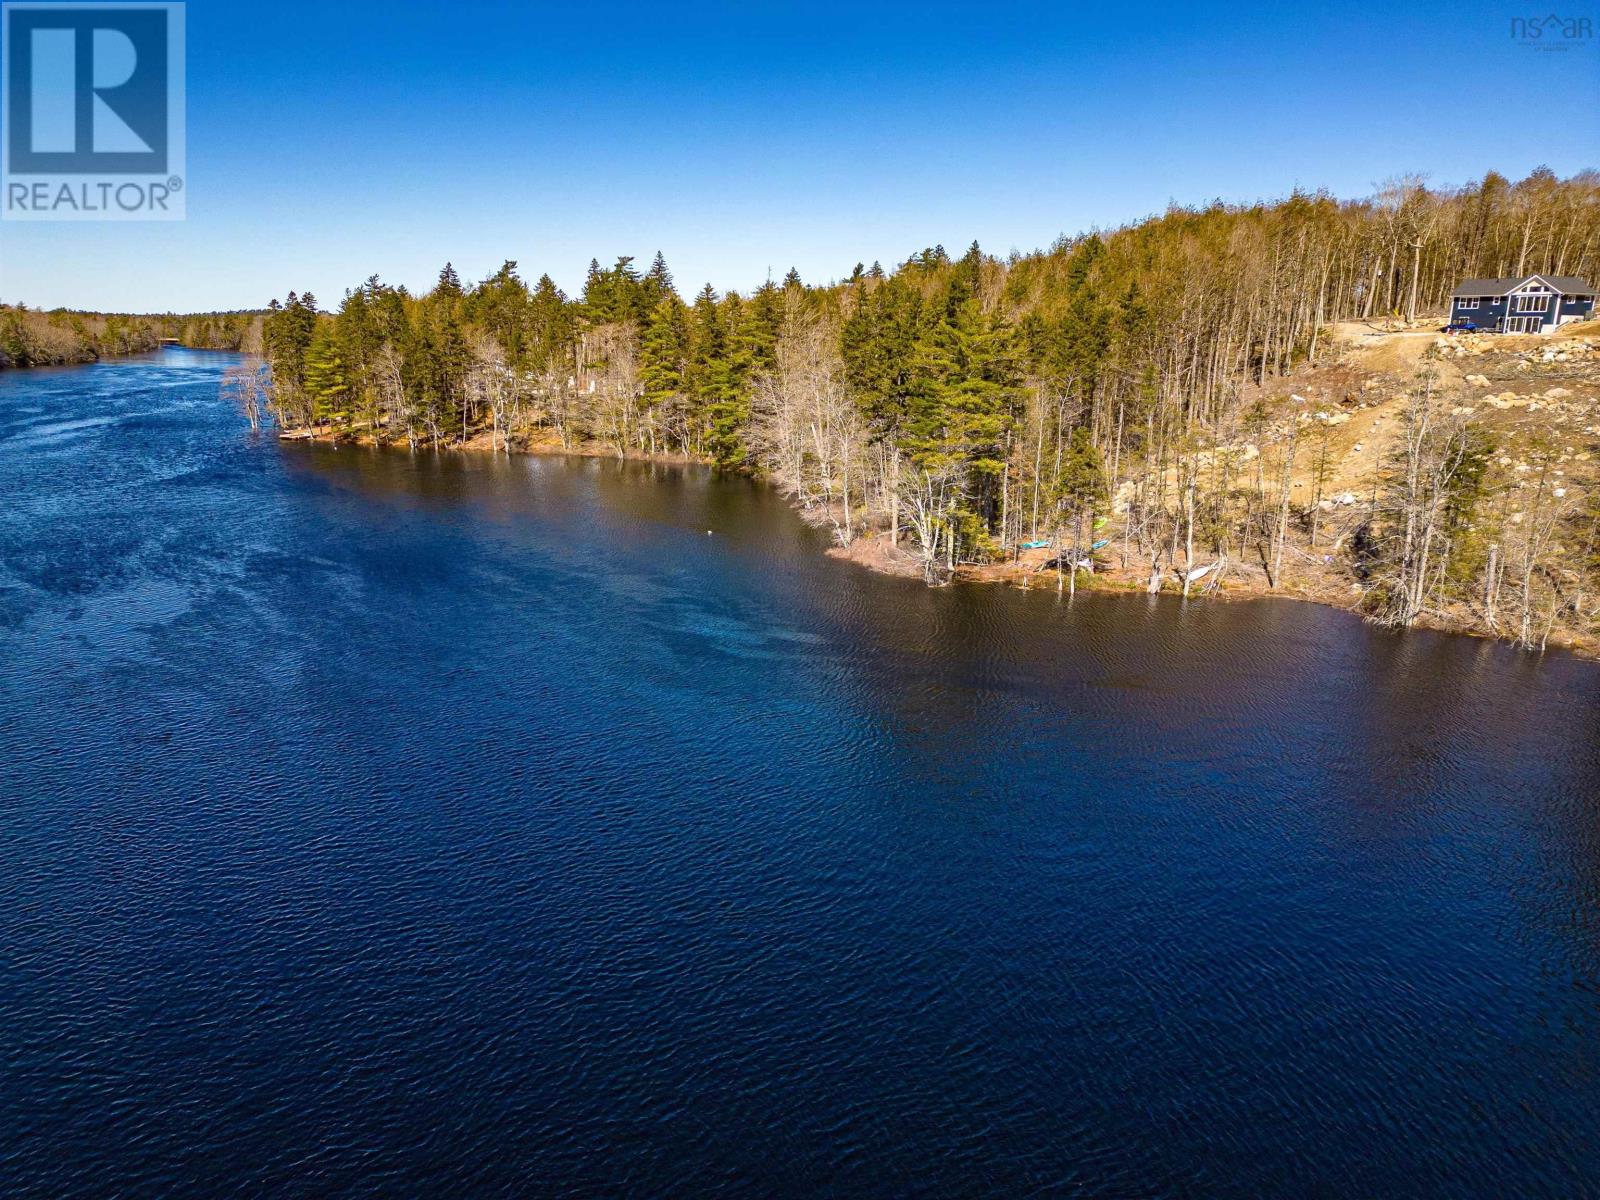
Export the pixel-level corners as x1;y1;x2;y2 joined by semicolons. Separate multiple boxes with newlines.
843;277;918;445
955;241;984;298
468;260;531;366
906;297;1020;559
335;282;382;428
528;275;572;372
303;321;351;429
640;294;690;451
744;281;783;378
262;291;319;424
645;252;675;304
687;285;743;466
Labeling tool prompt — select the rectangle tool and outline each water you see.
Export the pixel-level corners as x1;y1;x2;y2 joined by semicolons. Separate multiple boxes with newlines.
2;350;1599;1198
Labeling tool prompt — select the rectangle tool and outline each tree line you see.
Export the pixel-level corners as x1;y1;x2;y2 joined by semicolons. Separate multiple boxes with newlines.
0;304;262;368
257;168;1600;648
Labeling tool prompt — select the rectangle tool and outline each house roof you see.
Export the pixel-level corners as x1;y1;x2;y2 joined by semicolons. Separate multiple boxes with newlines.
1453;274;1594;297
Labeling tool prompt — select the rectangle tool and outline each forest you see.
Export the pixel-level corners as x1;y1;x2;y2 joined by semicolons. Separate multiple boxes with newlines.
0;305;260;368
256;168;1600;650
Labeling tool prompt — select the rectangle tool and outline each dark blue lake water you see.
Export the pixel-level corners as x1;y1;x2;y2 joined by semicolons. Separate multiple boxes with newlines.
2;350;1599;1197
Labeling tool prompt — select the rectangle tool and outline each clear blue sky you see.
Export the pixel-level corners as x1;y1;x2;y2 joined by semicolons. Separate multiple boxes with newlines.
1;0;1595;312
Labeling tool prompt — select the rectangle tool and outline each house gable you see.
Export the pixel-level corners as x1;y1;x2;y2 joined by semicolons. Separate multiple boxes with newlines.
1450;274;1595;299
1512;276;1558;295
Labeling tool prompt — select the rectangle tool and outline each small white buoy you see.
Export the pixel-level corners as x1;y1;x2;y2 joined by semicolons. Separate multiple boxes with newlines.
706;530;713;536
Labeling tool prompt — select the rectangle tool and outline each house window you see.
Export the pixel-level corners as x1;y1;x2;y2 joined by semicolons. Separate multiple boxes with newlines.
1514;292;1551;313
1457;298;1479;309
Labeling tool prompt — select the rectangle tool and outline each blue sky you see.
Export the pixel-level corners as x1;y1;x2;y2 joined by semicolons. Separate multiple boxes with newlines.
1;0;1596;312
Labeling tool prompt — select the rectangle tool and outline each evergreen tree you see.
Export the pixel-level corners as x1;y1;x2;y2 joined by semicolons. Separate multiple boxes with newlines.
468;260;531;366
744;281;784;378
687;285;741;465
706;292;761;467
528;274;572;372
843;276;918;446
303;321;351;428
262;291;319;422
906;298;1020;557
640;294;691;448
644;252;675;304
335;281;382;427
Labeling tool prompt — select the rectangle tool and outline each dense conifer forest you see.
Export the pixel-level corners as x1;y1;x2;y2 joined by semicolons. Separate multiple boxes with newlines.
243;169;1598;650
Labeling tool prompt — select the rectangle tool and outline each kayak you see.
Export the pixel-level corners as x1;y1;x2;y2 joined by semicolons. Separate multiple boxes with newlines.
1020;540;1051;550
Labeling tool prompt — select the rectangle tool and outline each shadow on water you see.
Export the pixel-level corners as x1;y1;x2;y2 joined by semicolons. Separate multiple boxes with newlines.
2;356;1600;1197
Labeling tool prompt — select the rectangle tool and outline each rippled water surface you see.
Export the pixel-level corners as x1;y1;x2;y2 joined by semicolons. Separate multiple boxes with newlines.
3;351;1600;1198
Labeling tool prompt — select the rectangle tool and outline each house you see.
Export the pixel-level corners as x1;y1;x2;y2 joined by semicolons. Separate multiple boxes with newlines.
1450;274;1595;333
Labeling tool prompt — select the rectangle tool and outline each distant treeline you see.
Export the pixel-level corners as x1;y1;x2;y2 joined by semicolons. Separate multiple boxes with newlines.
176;311;263;353
258;168;1600;646
0;305;263;368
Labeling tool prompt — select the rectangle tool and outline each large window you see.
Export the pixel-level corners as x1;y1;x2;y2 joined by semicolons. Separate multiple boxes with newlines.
1514;291;1551;314
1457;297;1479;309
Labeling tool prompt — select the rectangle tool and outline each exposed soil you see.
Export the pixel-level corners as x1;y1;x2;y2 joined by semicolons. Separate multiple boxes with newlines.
824;532;927;579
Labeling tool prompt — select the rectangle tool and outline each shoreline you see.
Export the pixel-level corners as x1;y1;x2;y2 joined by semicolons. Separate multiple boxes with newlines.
279;422;1599;663
0;343;243;372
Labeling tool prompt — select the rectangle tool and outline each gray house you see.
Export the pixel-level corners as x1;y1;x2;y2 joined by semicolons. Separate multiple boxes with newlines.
1449;274;1595;333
